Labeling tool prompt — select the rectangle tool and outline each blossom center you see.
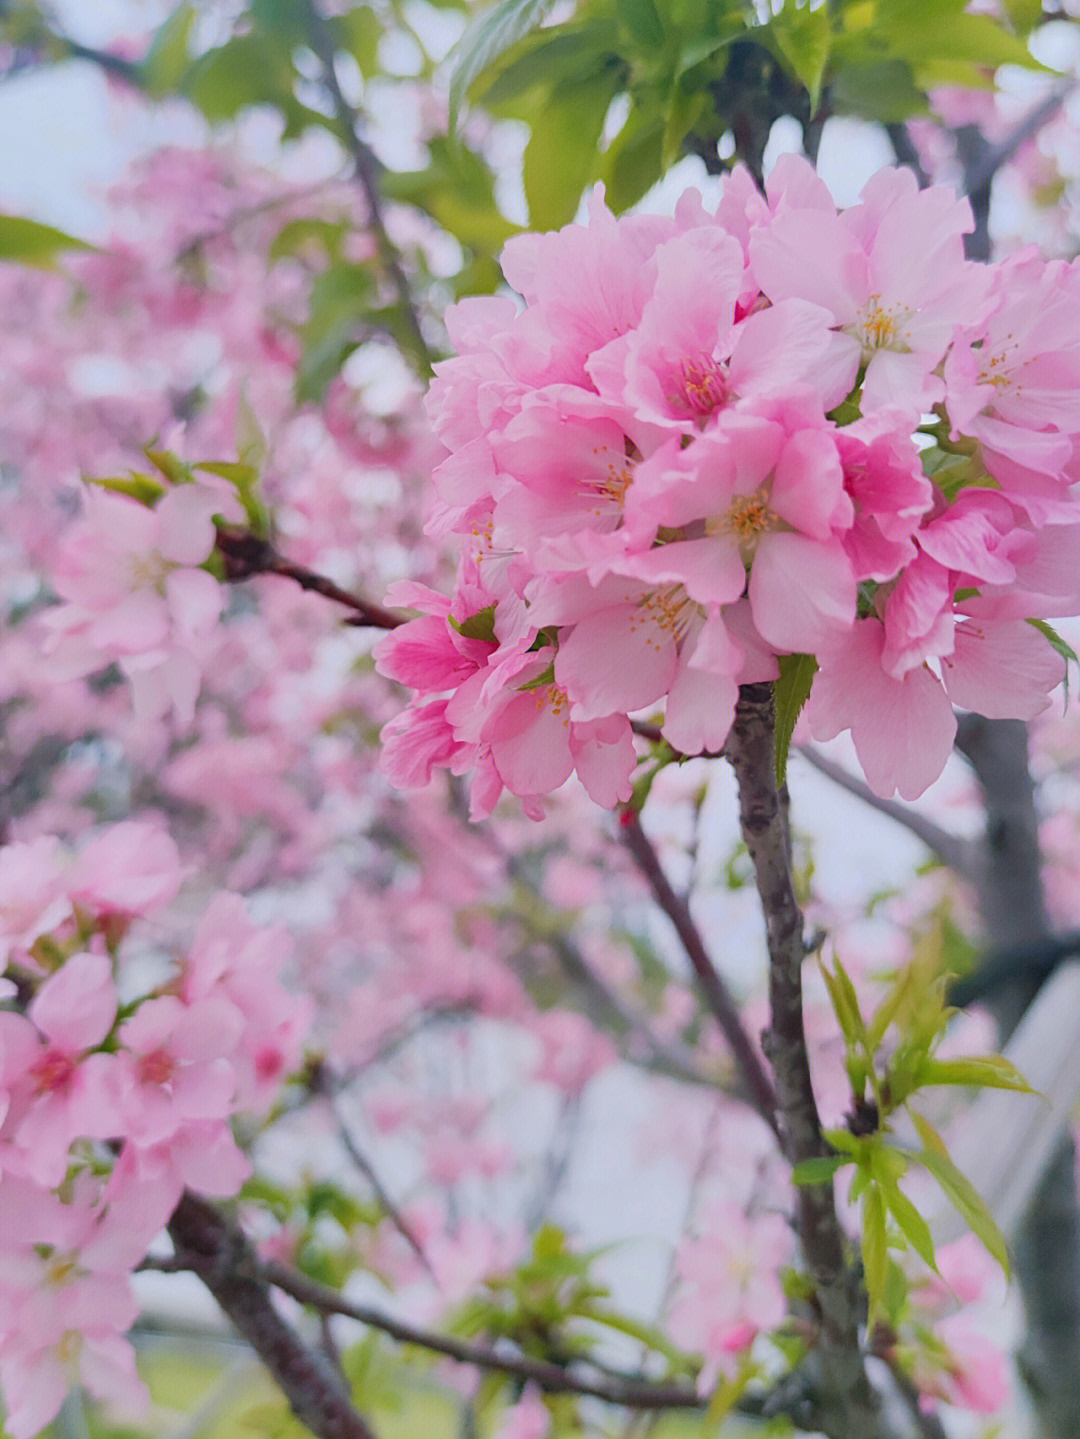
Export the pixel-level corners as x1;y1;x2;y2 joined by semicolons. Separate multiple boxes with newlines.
587;455;633;511
139;1047;175;1086
977;348;1013;392
676;356;730;419
633;585;698;647
127;550;172;592
32;1048;75;1093
708;490;779;562
854;295;911;356
46;1254;79;1287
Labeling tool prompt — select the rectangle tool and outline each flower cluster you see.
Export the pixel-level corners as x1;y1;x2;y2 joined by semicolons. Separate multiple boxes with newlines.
378;158;1080;807
0;828;309;1437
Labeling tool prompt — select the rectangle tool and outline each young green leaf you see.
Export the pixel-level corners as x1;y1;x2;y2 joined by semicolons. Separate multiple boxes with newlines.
881;1180;937;1271
0;214;93;268
449;0;561;124
523;66;625;229
912;1146;1010;1275
765;2;833;111
792;1154;848;1185
1028;617;1077;709
773;653;817;785
861;1185;889;1318
916;1055;1037;1094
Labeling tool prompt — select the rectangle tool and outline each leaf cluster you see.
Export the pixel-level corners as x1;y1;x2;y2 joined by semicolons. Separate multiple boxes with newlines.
802;949;1032;1320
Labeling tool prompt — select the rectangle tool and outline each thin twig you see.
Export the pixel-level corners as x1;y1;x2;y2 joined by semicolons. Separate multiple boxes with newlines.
797;744;977;879
620;810;781;1140
324;1083;437;1281
260;1259;704;1410
965;81;1077;200
302;0;434;377
215;526;404;629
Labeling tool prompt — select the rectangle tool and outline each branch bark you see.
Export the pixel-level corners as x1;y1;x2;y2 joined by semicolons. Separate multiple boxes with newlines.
302;0;434;377
726;684;889;1439
798;744;977;880
215;526;404;629
620;809;781;1138
167;1192;379;1439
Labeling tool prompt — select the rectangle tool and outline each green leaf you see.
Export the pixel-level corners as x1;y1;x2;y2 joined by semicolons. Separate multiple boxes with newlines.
820;954;868;1051
144;448;194;484
449;605;497;643
294;262;374;405
767;2;833;111
0;213;93;268
617;0;665;51
861;1184;888;1318
661;82;710;169
478;26;615;111
382;138;517;256
1028;617;1077;709
792;1154;848;1185
916;1055;1036;1094
269;218;348;264
332;5;382;75
139;2;196;96
449;0;561;123
830;59;927;123
523;66;624;229
181;34;327;139
602;104;666;213
911;1145;1010;1275
91;473;167;506
773;653;817;785
881;1179;937;1270
578;1306;690;1367
873;0;1043;72
908;1108;948;1157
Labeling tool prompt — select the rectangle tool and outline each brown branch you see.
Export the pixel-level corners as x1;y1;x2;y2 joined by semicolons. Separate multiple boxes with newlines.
620;809;781;1139
797;744;977;880
260;1260;704;1410
726;684;886;1438
215;526;404;629
167;1191;379;1439
302;0;434;377
313;1071;436;1281
965;80;1076;201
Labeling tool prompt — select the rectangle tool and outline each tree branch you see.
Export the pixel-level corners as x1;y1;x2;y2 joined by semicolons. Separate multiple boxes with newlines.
314;1071;436;1281
215;526;404;629
620;809;781;1139
797;744;977;880
167;1191;379;1439
302;0;434;377
964;80;1076;201
726;684;887;1439
260;1259;704;1410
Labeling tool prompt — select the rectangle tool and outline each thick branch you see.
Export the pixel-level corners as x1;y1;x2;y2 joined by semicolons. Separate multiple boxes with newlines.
215;526;403;629
726;684;885;1438
167;1192;378;1439
798;744;977;880
620;810;781;1138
